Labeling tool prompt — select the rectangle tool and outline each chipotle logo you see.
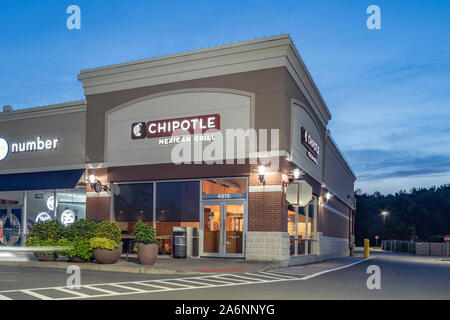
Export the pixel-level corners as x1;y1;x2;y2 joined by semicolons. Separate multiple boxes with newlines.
131;114;220;140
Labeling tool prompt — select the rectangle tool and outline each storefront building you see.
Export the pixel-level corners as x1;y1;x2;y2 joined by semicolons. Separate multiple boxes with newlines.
0;35;356;265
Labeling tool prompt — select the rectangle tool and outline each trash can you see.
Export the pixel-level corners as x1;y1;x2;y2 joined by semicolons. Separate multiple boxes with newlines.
172;227;187;259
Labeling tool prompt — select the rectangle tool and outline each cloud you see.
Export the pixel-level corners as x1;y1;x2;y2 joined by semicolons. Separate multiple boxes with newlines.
346;149;450;182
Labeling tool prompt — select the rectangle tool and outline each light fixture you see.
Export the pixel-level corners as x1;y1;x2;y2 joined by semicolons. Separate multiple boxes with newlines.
325;192;332;201
381;210;389;216
258;165;265;184
89;174;109;193
293;168;300;180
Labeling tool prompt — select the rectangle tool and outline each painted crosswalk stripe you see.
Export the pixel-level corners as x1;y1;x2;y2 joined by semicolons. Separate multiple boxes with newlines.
154;280;196;288
0;294;12;300
262;272;299;280
133;282;177;290
82;285;118;295
55;287;90;298
109;283;146;292
173;278;215;287
225;274;267;282
21;290;52;300
246;272;289;280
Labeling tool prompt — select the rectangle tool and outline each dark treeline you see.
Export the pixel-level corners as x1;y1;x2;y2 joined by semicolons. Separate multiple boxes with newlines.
354;184;450;245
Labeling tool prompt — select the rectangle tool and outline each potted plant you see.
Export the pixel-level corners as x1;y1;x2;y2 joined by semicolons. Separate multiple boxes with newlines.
90;237;123;264
25;236;57;261
132;220;158;265
90;221;123;264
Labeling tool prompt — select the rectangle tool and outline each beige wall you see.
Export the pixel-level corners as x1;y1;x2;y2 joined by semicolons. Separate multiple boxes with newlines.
105;90;251;166
0;109;86;174
84;67;301;164
323;138;355;204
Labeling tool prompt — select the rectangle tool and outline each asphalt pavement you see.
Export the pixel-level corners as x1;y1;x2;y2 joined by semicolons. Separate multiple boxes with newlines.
0;251;448;300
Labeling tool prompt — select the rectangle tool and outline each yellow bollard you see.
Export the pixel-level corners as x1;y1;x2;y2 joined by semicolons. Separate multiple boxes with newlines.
364;238;370;258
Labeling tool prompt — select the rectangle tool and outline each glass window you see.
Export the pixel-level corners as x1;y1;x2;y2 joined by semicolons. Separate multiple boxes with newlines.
26;188;86;229
113;183;154;223
156;181;200;223
155;181;200;254
202;178;247;199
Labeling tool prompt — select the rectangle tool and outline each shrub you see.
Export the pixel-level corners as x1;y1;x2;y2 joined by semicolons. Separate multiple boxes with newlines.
63;219;98;241
25;236;57;255
57;238;92;260
132;220;158;244
94;221;122;244
28;220;64;241
132;220;158;252
90;237;119;250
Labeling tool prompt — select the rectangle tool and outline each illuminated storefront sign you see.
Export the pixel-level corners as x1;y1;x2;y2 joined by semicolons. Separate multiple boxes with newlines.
131;114;221;140
301;127;320;165
0;136;60;161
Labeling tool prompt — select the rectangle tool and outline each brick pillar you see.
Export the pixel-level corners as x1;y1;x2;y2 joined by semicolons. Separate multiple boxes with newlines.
245;157;291;262
86;168;111;222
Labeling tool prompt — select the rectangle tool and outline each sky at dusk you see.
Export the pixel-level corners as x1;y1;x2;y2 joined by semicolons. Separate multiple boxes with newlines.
0;0;449;195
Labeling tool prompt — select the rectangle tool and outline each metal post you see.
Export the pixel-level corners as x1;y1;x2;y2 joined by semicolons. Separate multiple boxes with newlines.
305;203;309;255
53;189;57;220
22;190;28;246
294;206;298;255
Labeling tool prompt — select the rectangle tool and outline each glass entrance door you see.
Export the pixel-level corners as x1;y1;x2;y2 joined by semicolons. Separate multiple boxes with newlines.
201;201;246;257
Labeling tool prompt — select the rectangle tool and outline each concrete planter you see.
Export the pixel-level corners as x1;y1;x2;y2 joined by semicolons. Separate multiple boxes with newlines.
93;243;123;264
137;243;158;265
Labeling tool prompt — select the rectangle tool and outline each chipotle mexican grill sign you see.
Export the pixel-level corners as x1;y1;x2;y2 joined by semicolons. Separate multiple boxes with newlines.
131;114;221;140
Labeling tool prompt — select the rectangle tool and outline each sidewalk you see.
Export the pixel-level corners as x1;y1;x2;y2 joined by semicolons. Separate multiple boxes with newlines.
0;253;280;275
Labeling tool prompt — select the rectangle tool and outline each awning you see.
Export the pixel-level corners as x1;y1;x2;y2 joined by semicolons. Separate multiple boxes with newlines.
0;169;85;192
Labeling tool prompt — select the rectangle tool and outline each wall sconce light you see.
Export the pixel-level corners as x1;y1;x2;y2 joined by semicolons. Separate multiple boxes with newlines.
89;174;109;193
325;192;332;201
293;168;300;180
258;165;265;184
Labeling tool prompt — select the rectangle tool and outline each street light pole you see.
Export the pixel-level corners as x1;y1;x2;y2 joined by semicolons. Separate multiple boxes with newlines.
381;210;389;237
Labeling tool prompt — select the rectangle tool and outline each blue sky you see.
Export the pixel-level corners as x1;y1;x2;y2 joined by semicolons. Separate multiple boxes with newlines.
1;0;449;194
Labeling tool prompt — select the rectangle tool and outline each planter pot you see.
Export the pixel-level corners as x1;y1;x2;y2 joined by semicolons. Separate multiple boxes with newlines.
137;243;158;265
33;252;57;261
93;243;123;264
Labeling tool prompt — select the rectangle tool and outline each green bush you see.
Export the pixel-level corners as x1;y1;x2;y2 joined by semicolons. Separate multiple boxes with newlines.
57;238;92;260
132;220;157;252
28;220;64;241
25;236;57;255
94;221;122;244
90;237;119;250
63;219;98;241
132;220;158;244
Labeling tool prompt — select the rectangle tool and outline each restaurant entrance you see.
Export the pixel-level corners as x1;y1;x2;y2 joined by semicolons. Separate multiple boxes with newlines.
201;200;246;258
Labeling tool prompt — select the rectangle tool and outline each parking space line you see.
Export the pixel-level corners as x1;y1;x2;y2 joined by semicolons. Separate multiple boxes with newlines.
299;257;373;280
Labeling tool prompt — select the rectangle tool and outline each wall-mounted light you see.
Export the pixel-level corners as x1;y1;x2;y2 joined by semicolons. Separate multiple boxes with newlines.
325;192;332;201
293;168;300;180
89;174;109;193
258;165;265;184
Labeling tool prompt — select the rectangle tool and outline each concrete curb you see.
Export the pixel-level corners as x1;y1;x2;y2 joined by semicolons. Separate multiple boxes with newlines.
0;261;207;275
